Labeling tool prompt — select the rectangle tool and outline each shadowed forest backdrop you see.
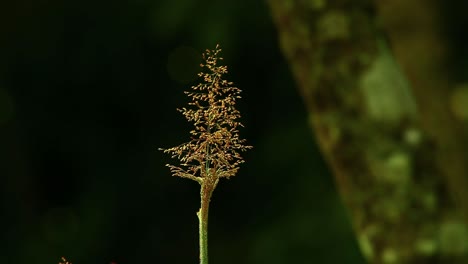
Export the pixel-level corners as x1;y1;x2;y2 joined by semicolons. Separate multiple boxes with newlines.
0;0;467;264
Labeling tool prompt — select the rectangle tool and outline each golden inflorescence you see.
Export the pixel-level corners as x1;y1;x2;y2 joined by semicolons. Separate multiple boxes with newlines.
160;44;251;183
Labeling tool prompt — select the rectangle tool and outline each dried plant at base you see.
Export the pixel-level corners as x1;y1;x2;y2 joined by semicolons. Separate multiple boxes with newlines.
59;257;72;264
160;45;251;264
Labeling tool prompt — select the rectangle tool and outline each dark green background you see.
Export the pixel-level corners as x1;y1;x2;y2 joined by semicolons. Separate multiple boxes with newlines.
5;0;467;263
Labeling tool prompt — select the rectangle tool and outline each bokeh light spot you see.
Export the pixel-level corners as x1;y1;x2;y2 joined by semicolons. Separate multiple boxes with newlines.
450;84;468;121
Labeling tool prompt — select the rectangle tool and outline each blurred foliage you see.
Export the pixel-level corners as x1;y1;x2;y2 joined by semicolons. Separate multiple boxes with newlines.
0;0;366;263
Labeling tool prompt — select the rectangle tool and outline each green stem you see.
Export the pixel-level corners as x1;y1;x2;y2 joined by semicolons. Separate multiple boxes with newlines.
198;181;214;264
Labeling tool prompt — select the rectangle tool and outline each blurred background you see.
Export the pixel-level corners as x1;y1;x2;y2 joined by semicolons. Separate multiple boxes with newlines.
6;0;468;264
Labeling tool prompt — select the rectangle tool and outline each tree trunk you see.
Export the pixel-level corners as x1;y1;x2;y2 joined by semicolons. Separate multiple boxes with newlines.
267;0;468;263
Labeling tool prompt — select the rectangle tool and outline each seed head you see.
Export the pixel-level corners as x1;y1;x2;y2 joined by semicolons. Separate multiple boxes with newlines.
160;45;252;183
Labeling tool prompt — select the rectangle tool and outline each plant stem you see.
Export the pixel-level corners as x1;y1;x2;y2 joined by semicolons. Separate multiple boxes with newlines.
198;181;214;264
